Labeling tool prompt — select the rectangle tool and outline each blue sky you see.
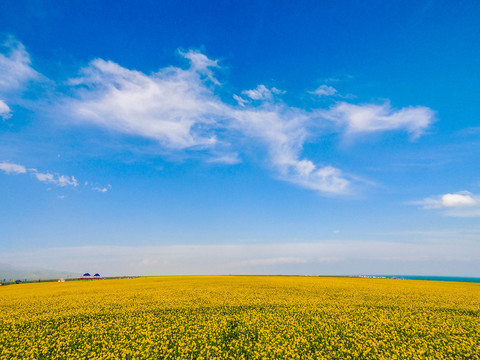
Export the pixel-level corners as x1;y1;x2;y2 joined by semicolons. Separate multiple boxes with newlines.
1;0;479;276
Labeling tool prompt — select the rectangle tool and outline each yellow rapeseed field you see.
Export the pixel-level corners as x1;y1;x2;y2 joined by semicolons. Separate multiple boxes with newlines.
0;276;479;359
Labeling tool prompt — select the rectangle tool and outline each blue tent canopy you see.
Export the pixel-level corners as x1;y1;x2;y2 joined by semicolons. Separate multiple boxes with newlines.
83;273;91;277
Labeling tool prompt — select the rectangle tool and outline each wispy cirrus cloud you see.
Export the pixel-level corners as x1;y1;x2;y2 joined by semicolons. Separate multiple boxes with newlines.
241;84;285;101
0;38;40;91
4;39;435;196
0;38;41;118
206;152;241;165
310;84;337;97
229;105;350;193
322;101;435;138
410;191;480;217
62;51;435;195
0;99;11;120
179;49;220;85
63;52;353;194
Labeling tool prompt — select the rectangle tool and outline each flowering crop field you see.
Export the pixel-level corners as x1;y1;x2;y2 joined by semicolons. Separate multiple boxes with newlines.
1;276;479;359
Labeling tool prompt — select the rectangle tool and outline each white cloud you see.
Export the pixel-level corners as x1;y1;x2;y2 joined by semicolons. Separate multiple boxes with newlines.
33;172;54;183
61;50;434;195
0;41;438;195
441;192;478;207
233;94;248;107
241;84;284;101
230;106;350;193
66;53;224;150
93;184;111;193
322;101;435;138
0;161;79;188
0;38;39;92
0;99;11;120
57;175;78;187
0;38;42;119
32;171;78;187
0;161;27;174
411;191;480;217
178;49;220;85
440;192;478;208
65;55;350;194
415;191;479;209
311;84;337;97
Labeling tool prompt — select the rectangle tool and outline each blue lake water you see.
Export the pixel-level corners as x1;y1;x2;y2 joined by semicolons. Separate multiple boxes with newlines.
363;275;480;283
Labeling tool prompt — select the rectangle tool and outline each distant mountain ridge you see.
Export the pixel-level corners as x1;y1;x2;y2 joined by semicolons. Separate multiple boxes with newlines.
0;263;80;281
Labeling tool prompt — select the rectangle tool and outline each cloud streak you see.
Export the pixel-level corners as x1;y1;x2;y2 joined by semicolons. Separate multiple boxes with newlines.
0;38;41;118
241;84;284;101
32;170;79;187
0;161;78;188
322;102;435;138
